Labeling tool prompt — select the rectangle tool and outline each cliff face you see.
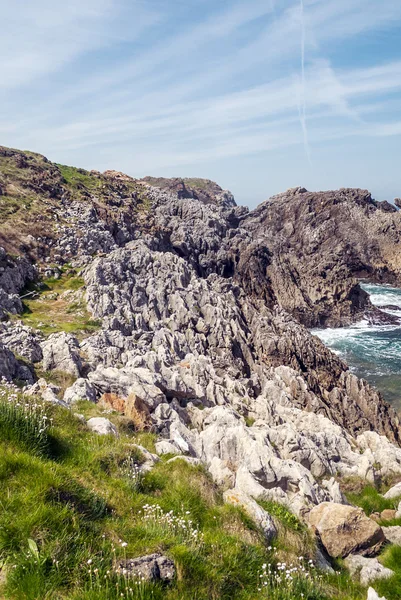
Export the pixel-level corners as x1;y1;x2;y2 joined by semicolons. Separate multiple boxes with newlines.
236;187;401;328
1;145;401;514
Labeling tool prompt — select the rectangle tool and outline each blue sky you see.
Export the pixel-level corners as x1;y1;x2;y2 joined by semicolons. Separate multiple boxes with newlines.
1;0;401;207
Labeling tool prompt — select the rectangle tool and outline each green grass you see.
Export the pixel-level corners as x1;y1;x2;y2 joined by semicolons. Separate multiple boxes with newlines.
14;270;101;338
57;164;103;194
0;388;398;599
0;396;52;457
346;483;401;518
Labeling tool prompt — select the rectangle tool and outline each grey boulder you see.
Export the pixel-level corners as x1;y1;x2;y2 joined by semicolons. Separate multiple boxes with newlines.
87;417;118;436
41;332;82;377
344;554;393;585
115;553;175;582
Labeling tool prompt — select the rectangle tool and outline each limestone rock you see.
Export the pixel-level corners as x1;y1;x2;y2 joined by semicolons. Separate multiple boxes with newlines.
88;366;165;411
166;456;202;467
63;378;97;404
308;502;385;558
382;526;401;545
383;482;401;500
26;378;67;406
0;342;20;381
115;553;175;582
155;440;181;455
131;444;159;473
380;509;397;521
367;588;387;600
41;332;82;377
223;488;277;541
0;322;42;362
344;554;393;585
87;417;118;436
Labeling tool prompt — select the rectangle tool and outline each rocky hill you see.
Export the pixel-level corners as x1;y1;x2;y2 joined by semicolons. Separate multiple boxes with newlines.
1;145;401;599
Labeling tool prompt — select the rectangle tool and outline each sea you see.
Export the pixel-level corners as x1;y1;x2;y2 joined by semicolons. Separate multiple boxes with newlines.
312;283;401;412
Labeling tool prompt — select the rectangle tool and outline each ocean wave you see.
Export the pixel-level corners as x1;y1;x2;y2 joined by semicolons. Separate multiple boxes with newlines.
313;283;401;407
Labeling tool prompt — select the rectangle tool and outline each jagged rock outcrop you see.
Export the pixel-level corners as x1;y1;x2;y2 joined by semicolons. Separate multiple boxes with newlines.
1;146;401;520
41;332;83;377
0;321;42;362
237;187;401;327
0;248;36;318
0;342;21;381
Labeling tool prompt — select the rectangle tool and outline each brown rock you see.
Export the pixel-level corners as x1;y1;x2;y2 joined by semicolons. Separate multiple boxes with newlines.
380;509;397;522
309;502;385;558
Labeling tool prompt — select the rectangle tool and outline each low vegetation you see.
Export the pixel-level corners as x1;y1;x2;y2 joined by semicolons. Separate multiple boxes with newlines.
0;386;399;599
343;480;401;526
14;269;101;338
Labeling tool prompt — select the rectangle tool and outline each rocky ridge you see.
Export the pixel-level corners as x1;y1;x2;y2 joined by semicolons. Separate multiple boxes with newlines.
1;146;401;523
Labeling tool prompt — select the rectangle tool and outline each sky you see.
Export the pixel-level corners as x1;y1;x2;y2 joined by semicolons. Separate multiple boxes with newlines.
1;0;401;208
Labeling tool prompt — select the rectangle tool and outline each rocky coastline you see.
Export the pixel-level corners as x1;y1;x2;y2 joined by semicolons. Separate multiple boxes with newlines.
1;145;401;597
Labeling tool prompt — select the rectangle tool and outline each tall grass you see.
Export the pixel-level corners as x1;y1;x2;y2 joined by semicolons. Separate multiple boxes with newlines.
0;381;51;456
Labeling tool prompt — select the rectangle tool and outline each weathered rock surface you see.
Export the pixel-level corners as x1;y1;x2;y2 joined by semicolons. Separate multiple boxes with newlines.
115;553;175;582
344;554;393;585
2;147;401;529
0;321;42;362
41;332;83;377
223;489;277;541
0;247;36;318
308;502;385;558
382;526;401;545
86;417;118;436
27;378;67;406
63;378;97;404
383;482;401;500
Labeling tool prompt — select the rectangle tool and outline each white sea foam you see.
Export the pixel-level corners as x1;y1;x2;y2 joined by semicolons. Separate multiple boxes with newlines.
312;283;401;404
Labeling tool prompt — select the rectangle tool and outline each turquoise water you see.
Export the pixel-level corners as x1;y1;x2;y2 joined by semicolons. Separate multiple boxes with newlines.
312;284;401;411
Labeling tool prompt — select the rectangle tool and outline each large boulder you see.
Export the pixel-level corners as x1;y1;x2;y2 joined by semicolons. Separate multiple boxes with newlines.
344;554;393;585
88;366;165;411
308;502;385;558
115;554;175;582
41;332;82;377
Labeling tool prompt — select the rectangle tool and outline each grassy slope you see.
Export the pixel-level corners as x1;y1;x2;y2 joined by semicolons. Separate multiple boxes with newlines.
0;147;151;261
2;389;393;600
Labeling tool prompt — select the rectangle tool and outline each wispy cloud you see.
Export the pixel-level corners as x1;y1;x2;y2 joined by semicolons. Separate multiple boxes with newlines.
1;0;401;203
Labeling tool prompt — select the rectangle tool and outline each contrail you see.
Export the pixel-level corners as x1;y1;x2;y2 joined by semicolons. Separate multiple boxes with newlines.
299;0;312;166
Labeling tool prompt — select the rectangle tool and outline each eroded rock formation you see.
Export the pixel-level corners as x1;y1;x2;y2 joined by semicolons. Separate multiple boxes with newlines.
1;145;401;516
